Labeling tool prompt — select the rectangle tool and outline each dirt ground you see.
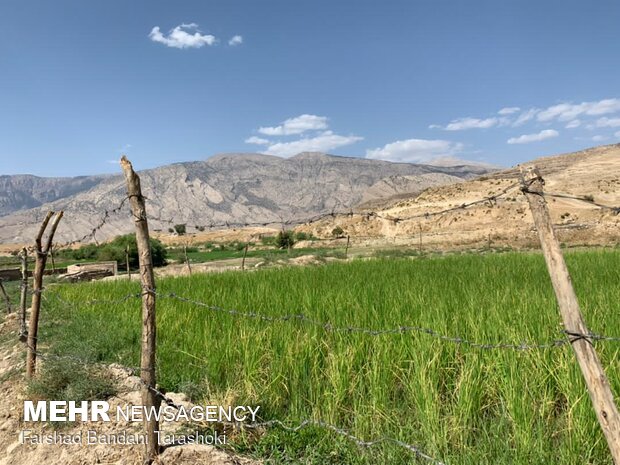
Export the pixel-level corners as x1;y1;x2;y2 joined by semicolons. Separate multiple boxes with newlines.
0;313;260;465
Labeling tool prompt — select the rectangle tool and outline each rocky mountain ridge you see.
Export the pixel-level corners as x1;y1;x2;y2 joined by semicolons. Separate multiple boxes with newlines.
0;152;490;245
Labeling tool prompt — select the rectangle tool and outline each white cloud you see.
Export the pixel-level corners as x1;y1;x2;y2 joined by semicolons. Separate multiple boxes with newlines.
536;98;620;122
149;23;216;49
507;129;559;145
245;136;270;145
565;119;581;129
436;117;498;131
498;107;520;115
228;35;243;46
258;114;328;136
365;138;464;163
591;117;620;128
264;131;362;157
591;135;607;142
512;108;540;126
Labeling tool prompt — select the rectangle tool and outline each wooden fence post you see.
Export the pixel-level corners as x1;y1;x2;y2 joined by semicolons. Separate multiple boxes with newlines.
418;223;423;254
521;166;620;463
120;156;160;464
49;244;56;273
19;248;28;341
345;235;350;258
241;242;249;271
26;211;63;377
125;245;131;281
184;244;192;275
0;279;11;314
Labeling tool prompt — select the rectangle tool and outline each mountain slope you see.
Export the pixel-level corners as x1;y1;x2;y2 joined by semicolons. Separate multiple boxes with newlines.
0;174;109;217
298;144;620;250
0;152;489;245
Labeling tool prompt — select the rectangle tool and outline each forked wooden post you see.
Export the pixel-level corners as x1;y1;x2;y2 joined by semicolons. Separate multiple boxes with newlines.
120;155;160;464
521;166;620;463
26;211;63;377
19;247;28;341
49;244;56;273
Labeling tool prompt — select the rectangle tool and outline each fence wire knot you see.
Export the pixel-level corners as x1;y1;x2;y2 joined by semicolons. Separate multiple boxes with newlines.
564;330;595;346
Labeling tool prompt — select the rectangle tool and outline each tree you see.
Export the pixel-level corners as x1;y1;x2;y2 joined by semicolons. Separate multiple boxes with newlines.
102;234;167;269
173;224;187;235
276;230;295;249
59;234;167;269
331;226;345;238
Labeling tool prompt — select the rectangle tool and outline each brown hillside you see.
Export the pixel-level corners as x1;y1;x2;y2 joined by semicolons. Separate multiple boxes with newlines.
297;144;620;251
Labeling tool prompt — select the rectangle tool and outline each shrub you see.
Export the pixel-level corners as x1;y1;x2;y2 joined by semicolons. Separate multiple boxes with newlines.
276;230;295;249
331;226;345;238
173;224;187;235
294;232;316;241
57;234;167;269
27;359;116;405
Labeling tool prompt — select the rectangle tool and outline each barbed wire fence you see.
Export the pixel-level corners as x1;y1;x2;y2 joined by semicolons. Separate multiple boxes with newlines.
0;177;617;254
1;164;620;463
16;277;620;465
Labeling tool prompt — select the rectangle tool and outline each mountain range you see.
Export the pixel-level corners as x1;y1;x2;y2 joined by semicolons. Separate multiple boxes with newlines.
0;152;491;245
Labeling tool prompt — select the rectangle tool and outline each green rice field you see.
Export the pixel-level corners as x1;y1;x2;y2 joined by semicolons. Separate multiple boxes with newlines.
39;249;620;464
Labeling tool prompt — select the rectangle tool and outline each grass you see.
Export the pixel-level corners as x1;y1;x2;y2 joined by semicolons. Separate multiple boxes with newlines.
166;246;346;264
38;249;620;464
0;255;90;271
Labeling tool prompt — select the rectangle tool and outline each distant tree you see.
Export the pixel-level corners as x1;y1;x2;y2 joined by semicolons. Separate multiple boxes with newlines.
173;224;187;235
102;234;167;269
331;226;345;238
58;234;167;269
276;230;295;249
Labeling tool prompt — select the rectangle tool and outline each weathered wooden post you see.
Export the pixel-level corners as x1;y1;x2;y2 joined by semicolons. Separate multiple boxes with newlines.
26;211;63;377
49;243;56;273
125;244;131;281
0;279;11;314
19;248;28;341
418;223;423;254
521;166;620;463
184;244;192;275
241;242;249;271
120;156;160;464
345;235;350;258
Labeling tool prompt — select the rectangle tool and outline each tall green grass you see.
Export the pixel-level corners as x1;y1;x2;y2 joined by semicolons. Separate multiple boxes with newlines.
40;250;620;464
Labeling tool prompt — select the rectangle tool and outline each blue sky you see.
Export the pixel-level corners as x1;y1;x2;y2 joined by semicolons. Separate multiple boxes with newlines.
1;0;619;176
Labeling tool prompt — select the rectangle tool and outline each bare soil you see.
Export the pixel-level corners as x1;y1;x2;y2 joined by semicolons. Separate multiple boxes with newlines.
0;313;260;465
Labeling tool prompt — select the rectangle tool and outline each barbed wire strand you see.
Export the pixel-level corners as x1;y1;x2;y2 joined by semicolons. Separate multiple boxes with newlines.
18;339;445;464
1;182;618;252
39;287;620;349
137;377;447;464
